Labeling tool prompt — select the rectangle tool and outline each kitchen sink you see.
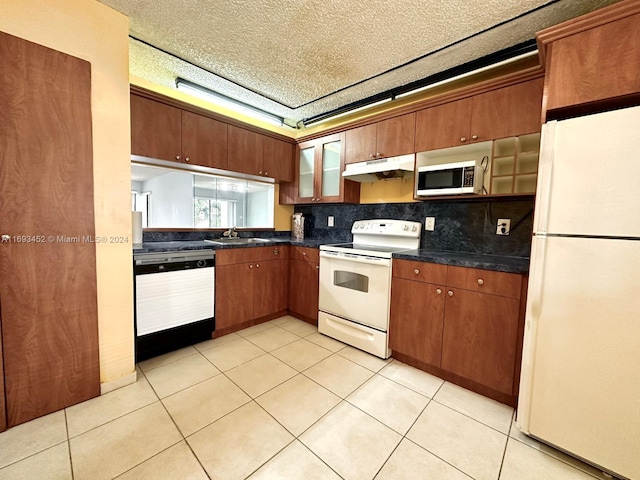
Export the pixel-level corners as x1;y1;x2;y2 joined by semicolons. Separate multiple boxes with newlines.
204;237;272;245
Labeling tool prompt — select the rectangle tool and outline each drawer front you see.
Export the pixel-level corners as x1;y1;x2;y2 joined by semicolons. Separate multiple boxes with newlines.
291;246;319;263
216;245;289;266
393;259;447;284
446;265;522;299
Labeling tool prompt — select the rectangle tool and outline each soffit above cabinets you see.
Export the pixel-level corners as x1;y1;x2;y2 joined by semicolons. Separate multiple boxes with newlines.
98;0;621;126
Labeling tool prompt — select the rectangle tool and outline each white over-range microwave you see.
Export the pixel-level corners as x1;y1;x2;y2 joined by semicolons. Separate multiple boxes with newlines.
416;160;483;196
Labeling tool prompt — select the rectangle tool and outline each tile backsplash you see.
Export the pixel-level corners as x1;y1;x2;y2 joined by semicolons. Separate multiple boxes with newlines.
295;198;534;257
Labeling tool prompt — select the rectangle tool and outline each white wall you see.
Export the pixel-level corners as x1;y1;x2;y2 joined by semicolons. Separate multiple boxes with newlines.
144;172;193;228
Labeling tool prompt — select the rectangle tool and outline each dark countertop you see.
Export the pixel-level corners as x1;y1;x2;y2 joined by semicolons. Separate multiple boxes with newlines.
133;239;529;273
393;249;530;274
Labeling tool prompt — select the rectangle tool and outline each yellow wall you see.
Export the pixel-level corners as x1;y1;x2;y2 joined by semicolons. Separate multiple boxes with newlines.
1;0;135;385
359;178;416;204
274;184;295;230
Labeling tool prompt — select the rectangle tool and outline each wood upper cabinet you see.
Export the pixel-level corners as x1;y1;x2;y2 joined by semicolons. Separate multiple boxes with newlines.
215;246;289;332
281;132;360;204
131;94;182;162
538;2;640;116
182;111;228;170
263;136;294;182
288;247;320;324
441;288;520;395
414;78;543;151
345;113;416;164
228;125;295;181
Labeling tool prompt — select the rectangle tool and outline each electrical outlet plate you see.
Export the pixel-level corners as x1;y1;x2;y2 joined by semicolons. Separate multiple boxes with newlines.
497;218;511;235
425;217;435;231
328;216;334;227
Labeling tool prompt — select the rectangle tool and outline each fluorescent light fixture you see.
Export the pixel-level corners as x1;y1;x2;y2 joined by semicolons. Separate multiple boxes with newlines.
176;78;284;127
395;50;538;99
303;97;393;128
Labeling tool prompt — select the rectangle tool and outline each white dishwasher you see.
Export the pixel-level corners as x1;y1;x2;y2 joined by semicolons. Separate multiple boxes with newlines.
134;250;215;361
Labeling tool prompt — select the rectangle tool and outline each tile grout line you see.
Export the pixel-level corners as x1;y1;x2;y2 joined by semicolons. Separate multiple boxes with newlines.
64;409;75;480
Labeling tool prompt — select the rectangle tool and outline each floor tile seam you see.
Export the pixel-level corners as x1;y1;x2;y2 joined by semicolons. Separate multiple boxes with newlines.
0;437;70;474
64;409;75;480
241;437;298;479
335;350;392;374
138;349;200;374
272;335;335;357
219;357;298;400
298;367;371;400
236;324;278;338
109;437;187;480
341;396;411;438
193;336;243;354
147;368;223;401
496;427;511;480
241;332;301;353
293;398;349;442
294;438;348;480
273;347;337;373
401;436;476;480
429;397;513;437
371;438;403;480
504;435;605;479
180;396;253;439
374;369;442;400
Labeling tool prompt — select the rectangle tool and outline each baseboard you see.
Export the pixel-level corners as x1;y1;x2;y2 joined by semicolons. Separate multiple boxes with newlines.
100;371;137;395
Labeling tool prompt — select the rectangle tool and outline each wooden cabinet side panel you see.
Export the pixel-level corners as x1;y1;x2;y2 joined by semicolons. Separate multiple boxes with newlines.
181;111;228;170
470;78;543;142
414;98;472;151
263;137;294;182
0;303;5;432
546;13;640;111
0;33;100;427
288;259;319;322
130;94;182;161
344;123;377;164
375;113;416;158
227;125;262;176
389;278;445;366
215;264;253;328
441;290;520;394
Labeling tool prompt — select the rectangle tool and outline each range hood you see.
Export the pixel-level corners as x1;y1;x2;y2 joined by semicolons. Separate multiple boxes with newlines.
342;154;415;182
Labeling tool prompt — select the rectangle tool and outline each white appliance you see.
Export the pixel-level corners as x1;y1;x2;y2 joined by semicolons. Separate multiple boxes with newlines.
517;106;640;480
342;154;415;182
416;160;483;196
318;219;421;358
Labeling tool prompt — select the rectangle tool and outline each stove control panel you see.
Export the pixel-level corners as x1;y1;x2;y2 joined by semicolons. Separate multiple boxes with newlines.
351;220;422;238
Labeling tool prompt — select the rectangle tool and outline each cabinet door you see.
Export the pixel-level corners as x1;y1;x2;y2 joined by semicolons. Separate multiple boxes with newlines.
318;134;344;201
414;98;472;151
0;32;99;427
263;136;294;182
288;259;319;322
253;259;289;319
441;289;520;394
228;125;262;176
344;123;377;164
389;278;445;366
0;314;5;433
215;263;253;329
545;13;640;112
181;111;228;169
296;141;316;202
376;113;416;158
131;94;182;162
470;79;543;143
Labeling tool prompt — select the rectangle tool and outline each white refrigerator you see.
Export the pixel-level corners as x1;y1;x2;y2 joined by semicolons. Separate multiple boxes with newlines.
517;105;640;480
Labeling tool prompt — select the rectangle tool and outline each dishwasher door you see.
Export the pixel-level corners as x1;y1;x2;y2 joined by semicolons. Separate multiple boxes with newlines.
134;250;215;361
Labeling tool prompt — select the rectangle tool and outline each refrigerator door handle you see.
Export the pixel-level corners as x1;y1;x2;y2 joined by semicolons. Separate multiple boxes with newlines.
533;121;557;235
517;236;547;433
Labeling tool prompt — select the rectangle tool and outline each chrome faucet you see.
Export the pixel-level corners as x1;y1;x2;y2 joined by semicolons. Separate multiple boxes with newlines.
223;226;238;238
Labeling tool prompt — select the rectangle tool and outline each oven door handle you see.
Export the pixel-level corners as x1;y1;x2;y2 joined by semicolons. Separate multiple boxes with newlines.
319;251;391;267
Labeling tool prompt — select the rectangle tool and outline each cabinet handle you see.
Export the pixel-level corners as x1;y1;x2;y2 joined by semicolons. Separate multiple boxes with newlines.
460;137;467;143
477;278;484;285
369;154;375;158
264;171;268;176
185;157;190;163
448;290;454;296
302;252;307;256
249;264;253;269
273;248;279;255
413;269;420;275
176;155;181;161
436;288;442;294
256;263;260;268
316;265;319;269
259;170;263;174
471;134;478;140
375;152;381;157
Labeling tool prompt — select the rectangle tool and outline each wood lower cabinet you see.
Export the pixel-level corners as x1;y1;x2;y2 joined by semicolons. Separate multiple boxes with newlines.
288;247;320;324
441;288;520;395
389;259;525;405
0;32;100;429
215;246;289;334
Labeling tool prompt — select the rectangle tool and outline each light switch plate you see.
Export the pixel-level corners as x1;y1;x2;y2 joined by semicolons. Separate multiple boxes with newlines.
328;216;334;227
425;217;435;231
497;218;511;235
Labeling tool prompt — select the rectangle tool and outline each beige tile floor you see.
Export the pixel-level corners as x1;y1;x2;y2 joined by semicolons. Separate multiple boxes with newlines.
0;315;612;480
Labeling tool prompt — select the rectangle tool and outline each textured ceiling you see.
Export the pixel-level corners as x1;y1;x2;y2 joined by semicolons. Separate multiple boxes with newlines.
98;0;620;125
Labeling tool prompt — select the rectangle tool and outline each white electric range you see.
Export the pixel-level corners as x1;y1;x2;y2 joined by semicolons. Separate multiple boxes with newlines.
318;219;421;358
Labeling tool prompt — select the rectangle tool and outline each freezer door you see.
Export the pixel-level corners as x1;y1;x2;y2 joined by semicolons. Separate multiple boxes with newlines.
518;236;640;480
534;105;640;237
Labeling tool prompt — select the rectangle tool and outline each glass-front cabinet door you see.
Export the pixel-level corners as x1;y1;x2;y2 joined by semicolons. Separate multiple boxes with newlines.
298;145;315;200
320;136;342;199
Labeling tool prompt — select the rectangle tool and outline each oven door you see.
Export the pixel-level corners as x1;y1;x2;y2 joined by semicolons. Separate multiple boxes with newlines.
318;251;391;330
